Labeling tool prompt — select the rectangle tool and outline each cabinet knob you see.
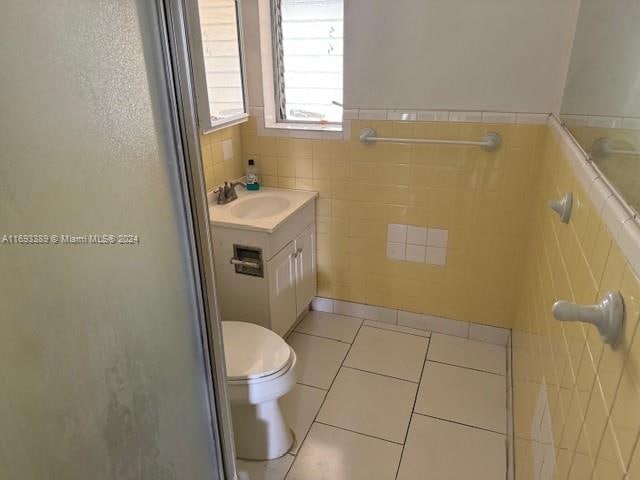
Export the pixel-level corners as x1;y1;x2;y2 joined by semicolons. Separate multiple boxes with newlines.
293;247;303;258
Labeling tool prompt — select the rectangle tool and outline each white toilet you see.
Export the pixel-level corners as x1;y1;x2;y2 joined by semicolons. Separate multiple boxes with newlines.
222;321;297;460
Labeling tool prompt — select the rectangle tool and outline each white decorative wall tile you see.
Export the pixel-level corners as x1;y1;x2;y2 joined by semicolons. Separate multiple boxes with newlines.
560;114;589;127
388;224;408;243
406;244;427;263
622;117;640;130
482;112;516;124
515;113;549;125
334;300;367;318
358;109;387;120
387;110;417;121
587;116;623;129
363;305;398;325
573;158;598;194
589;178;614;214
427;228;448;248
311;297;334;313
417;110;450;122
321;130;343;140
222;139;234;161
398;311;469;337
407;226;428;245
468;323;510;346
397;311;431;331
617;219;640;278
343;109;359;120
342;119;351;141
449;111;482;122
602;195;632;239
426;246;447;266
387;242;406;261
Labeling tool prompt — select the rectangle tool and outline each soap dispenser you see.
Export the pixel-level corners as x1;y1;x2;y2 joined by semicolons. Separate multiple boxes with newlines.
246;159;259;191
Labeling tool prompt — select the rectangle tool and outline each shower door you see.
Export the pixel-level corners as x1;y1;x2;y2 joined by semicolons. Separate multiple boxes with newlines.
0;1;234;479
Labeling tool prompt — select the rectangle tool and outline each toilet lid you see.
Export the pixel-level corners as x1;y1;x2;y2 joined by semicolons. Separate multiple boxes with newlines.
222;321;292;380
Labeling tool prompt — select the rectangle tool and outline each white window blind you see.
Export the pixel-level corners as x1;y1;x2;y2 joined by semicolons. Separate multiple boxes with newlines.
276;0;343;123
198;0;245;121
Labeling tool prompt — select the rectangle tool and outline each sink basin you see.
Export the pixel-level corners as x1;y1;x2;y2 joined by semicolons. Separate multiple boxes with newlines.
209;186;317;233
230;196;291;219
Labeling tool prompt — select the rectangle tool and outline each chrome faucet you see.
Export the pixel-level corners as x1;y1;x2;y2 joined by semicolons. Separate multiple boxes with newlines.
214;181;246;205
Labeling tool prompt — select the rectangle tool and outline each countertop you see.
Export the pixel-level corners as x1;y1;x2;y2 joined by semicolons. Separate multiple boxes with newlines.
208;186;318;233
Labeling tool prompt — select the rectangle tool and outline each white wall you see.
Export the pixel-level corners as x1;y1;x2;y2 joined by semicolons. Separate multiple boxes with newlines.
241;0;581;114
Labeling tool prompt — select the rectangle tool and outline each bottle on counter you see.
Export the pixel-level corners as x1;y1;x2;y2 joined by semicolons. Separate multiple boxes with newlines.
246;159;259;191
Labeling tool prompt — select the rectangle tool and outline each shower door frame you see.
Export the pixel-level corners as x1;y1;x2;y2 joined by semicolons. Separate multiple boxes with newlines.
156;0;239;478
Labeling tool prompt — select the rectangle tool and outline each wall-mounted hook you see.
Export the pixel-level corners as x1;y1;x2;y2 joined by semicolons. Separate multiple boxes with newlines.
549;192;573;224
552;291;624;345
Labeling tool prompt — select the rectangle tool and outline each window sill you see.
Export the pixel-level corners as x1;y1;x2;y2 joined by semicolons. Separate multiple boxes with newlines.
201;113;249;135
264;120;342;133
259;119;344;139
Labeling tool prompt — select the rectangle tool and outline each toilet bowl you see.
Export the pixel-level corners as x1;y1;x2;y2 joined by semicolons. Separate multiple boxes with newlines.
222;321;297;460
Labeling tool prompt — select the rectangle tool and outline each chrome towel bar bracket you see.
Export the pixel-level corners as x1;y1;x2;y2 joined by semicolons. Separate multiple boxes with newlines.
552;291;624;345
359;127;502;151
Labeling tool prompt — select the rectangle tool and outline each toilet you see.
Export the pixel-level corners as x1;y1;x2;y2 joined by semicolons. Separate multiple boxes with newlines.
222;321;297;460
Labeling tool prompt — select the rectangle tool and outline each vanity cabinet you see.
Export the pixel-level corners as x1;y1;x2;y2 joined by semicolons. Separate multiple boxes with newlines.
209;189;317;337
267;224;316;336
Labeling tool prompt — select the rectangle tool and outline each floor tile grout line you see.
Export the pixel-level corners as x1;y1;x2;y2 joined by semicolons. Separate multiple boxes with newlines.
313;420;405;446
340;365;420;384
411;411;507;437
283;317;365;479
361;323;433;339
431;330;510;347
395;335;431;480
505;336;513;480
425;358;507;377
294;381;328;392
290;330;353;345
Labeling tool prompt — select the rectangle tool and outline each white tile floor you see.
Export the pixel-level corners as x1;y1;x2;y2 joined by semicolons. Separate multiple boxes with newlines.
237;312;509;480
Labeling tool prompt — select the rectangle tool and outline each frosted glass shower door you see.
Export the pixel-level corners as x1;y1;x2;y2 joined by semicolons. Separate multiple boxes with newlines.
0;1;228;479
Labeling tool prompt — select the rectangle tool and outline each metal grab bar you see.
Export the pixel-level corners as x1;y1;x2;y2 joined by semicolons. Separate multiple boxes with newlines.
359;127;502;151
591;137;640;159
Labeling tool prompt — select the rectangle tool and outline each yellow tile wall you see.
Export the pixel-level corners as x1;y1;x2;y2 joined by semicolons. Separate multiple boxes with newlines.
199;124;244;192
240;117;546;328
512;128;640;479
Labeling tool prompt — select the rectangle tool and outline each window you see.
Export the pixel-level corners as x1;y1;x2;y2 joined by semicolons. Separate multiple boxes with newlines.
272;0;343;124
192;0;247;130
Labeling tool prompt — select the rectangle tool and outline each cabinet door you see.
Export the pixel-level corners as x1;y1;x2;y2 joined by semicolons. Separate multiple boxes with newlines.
267;241;298;336
294;223;317;316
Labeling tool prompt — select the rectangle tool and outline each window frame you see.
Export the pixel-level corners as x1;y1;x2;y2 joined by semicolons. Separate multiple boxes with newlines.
187;0;250;133
262;0;343;129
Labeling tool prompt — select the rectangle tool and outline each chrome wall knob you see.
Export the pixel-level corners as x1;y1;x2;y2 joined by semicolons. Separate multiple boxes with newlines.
549;192;573;224
552;291;624;345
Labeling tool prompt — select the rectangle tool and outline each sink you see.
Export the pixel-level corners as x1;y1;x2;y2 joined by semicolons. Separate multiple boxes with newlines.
230;196;291;219
209;186;317;233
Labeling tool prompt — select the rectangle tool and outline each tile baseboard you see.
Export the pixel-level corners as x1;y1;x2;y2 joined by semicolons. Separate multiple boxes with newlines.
310;297;510;346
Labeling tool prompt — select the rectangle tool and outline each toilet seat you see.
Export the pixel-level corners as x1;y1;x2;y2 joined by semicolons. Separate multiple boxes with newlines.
222;321;292;382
